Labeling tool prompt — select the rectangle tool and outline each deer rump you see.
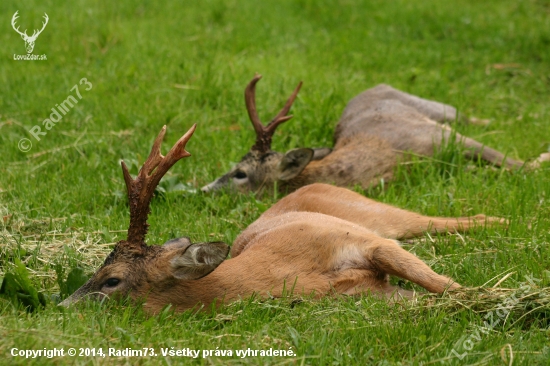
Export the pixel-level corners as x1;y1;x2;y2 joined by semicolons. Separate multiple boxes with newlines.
60;125;506;314
202;77;534;194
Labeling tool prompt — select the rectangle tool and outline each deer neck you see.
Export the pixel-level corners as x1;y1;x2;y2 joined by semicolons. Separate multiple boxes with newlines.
147;258;251;313
279;161;325;193
279;135;398;193
278;150;361;193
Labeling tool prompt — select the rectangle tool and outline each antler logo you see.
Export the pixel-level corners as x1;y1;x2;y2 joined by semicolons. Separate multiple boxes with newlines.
11;11;49;54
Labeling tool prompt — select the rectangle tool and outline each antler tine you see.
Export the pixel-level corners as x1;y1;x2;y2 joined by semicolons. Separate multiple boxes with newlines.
146;124;195;189
30;13;49;38
244;73;265;141
121;124;196;248
36;13;48;36
265;81;303;134
121;126;167;197
245;74;303;153
141;126;167;177
11;11;27;37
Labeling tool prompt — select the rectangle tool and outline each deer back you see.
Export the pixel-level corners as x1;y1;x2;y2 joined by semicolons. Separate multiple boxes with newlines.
335;84;460;155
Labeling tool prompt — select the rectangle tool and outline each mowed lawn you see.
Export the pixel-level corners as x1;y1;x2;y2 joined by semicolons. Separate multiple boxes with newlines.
1;0;550;364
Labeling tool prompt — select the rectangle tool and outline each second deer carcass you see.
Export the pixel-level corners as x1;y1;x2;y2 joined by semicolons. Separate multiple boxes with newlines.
60;125;505;314
202;74;546;194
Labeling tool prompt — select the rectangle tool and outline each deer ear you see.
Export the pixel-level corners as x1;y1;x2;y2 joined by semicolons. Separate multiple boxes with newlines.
312;148;332;161
162;236;192;249
169;242;229;280
278;148;314;181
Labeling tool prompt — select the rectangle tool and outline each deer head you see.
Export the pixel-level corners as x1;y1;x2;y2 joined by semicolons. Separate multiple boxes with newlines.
59;125;230;310
11;11;49;54
202;74;324;193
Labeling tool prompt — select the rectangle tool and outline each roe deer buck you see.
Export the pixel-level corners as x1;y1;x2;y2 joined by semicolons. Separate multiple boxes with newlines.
201;74;549;194
60;125;505;314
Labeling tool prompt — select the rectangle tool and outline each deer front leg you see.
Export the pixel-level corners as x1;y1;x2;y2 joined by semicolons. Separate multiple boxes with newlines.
390;214;507;239
267;183;506;239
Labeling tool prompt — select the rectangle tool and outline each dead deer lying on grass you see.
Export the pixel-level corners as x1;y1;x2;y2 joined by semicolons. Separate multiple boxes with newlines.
202;74;548;194
60;125;505;314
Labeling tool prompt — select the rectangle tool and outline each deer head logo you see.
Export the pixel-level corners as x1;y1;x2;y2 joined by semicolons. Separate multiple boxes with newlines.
11;11;49;54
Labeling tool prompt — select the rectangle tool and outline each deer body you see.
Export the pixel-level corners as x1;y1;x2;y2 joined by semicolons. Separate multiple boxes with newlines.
60;126;504;314
336;85;523;168
202;76;540;194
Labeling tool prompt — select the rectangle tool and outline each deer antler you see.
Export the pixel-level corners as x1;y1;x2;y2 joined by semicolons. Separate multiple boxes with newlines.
245;74;302;153
11;11;28;38
120;124;196;251
30;13;49;39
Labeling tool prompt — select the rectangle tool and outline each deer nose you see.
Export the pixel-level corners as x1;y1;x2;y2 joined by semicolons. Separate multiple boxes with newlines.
201;179;223;193
200;183;213;193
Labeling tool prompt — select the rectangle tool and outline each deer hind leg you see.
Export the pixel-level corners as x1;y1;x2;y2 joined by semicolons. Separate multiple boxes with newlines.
333;236;458;298
369;240;461;294
331;268;416;300
394;214;507;239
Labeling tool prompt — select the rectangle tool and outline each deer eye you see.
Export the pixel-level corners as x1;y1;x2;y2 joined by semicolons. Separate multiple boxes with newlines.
234;171;247;180
104;278;120;287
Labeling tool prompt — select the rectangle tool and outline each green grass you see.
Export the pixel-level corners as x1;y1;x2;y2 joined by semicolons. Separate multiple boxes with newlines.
1;0;550;364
